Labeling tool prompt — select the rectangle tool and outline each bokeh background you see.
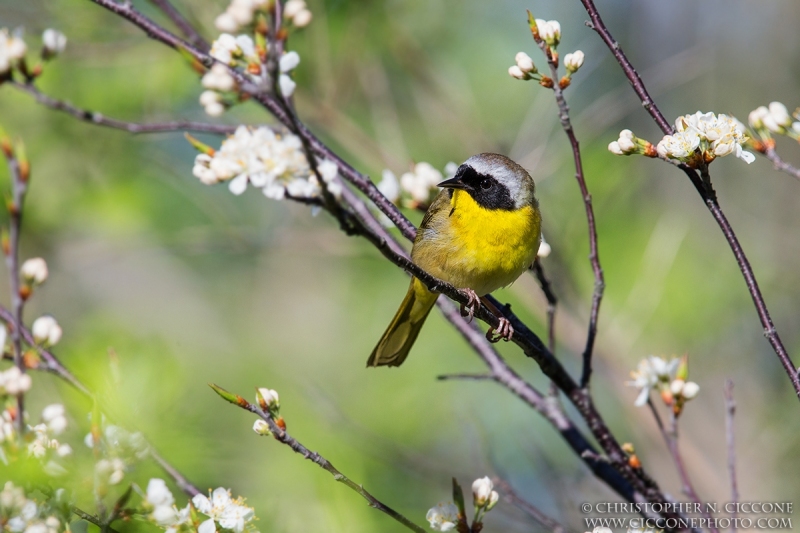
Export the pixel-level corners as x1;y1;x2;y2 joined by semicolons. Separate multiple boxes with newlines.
2;0;800;531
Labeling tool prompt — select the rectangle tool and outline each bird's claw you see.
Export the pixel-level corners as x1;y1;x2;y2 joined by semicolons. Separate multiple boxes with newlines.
459;289;480;322
487;317;514;343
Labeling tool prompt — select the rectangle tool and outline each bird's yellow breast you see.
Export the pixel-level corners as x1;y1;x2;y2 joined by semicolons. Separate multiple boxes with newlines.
412;189;541;296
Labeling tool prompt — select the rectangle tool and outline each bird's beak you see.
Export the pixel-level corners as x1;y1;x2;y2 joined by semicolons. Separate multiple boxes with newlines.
438;176;468;190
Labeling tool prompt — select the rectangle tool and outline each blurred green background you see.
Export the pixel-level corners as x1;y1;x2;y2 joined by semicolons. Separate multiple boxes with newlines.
2;0;800;531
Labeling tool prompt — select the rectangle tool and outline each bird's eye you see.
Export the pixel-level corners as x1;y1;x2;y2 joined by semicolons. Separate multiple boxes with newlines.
480;178;493;190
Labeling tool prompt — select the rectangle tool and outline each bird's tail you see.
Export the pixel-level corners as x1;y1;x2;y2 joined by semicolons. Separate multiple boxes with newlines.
367;277;438;367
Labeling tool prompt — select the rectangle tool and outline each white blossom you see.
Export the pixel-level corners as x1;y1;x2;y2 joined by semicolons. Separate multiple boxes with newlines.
514;51;535;73
31;315;62;347
508;65;527;80
1;366;32;396
277;51;300;98
21;257;48;285
749;106;768;131
252;419;270;435
535;19;561;47
202;64;236;92
670;111;754;164
0;29;27;74
192;126;333;204
627;356;680;406
564;50;584;72
210;33;257;66
768;102;792;130
471;477;493;507
42;404;67;435
377;169;400;203
609;129;638;156
426;502;459;531
400;162;442;205
214;12;239;33
292;9;313;27
41;29;66;56
193;488;255;533
681;381;700;400
284;0;307;18
284;0;313;27
537;234;551;258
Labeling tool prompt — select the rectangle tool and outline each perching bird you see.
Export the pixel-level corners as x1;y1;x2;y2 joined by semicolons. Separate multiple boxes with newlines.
368;153;542;367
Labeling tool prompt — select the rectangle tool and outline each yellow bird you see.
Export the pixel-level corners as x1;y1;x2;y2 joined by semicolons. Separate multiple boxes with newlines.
368;153;542;367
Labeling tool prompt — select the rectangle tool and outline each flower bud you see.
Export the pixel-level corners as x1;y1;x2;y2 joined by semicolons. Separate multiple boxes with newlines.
21;257;48;285
564;50;584;72
749;106;768;130
284;0;307;18
508;65;527;80
618;137;635;152
514;52;536;73
42;29;67;58
253;419;270;435
769;102;792;128
293;9;313;28
485;490;499;511
257;388;279;411
670;379;685;396
681;381;700;400
608;141;624;155
215;12;239;33
32;315;62;347
471;476;493;507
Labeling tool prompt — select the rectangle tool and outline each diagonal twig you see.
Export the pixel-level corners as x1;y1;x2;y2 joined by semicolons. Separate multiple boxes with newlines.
762;146;800;180
210;384;427;533
8;81;238;135
492;477;567;533
147;0;208;51
647;400;717;533
579;0;800;402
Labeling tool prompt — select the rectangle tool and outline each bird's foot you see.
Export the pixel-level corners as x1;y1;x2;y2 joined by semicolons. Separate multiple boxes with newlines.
459;289;481;322
487;317;514;343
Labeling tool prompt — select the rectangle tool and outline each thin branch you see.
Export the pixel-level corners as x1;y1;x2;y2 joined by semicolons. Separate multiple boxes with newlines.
647;400;718;533
579;0;800;402
211;385;426;533
0;302;201;497
724;380;739;530
72;507;122;533
532;31;604;389
436;373;494;381
530;260;557;357
492;478;567;533
2;143;28;436
8;81;238;135
147;0;208;51
762;146;800;180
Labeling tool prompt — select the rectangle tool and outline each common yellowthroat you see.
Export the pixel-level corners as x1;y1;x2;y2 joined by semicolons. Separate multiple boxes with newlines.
368;153;542;367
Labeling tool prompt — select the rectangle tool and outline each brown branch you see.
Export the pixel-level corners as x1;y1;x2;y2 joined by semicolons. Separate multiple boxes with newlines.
724;380;739;529
532;32;604;389
530;260;557;357
211;385;426;533
492;478;567;533
579;0;800;402
339;188;637;503
647;400;717;533
8;81;237;135
147;0;208;52
2;143;28;435
762;146;800;180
